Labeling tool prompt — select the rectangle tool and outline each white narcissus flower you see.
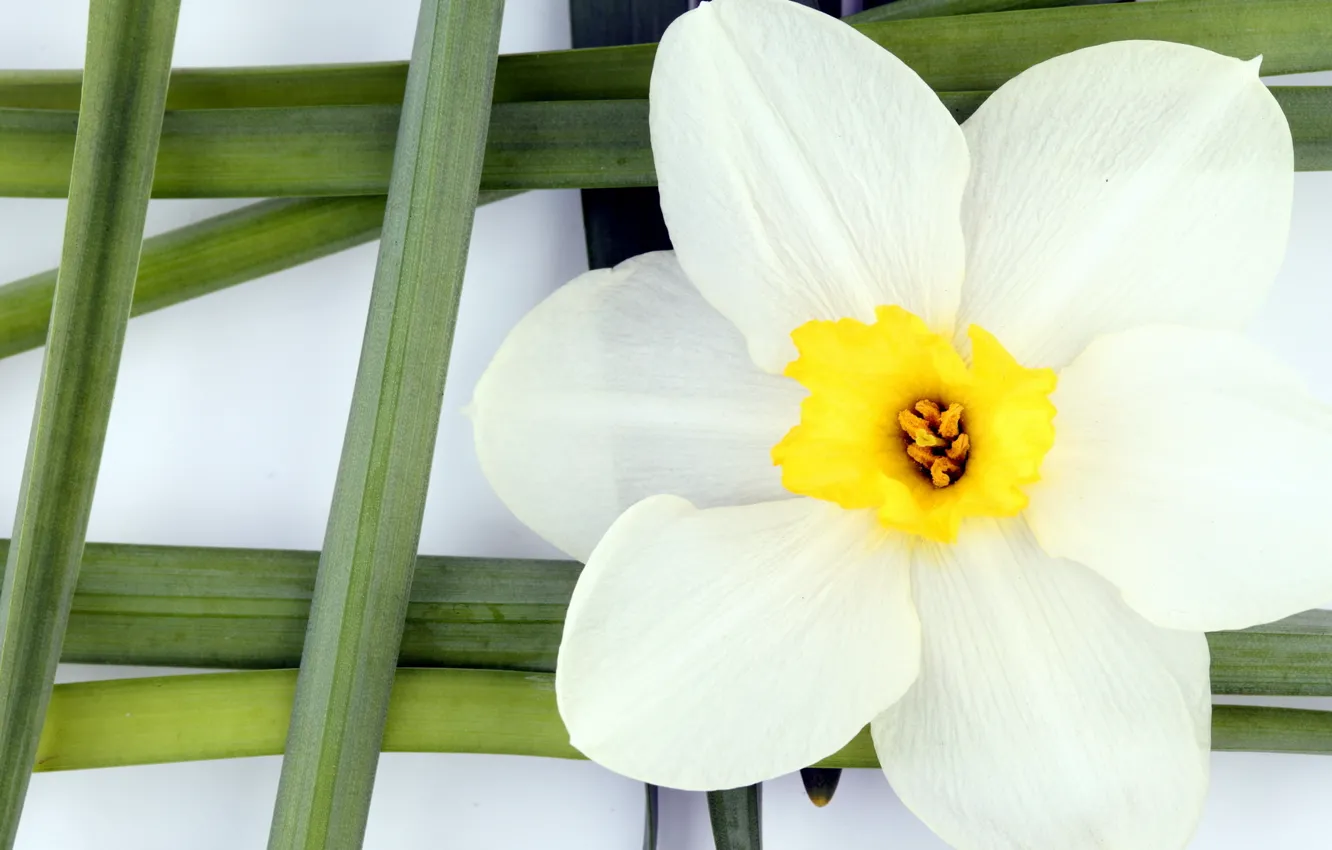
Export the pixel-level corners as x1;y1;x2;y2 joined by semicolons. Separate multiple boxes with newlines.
470;0;1328;846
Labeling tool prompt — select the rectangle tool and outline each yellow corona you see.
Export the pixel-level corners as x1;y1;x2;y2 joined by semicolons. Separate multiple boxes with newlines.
772;306;1058;542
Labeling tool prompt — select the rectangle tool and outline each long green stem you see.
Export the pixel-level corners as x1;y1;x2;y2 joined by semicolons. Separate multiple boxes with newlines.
30;668;1332;774
2;538;1329;695
0;86;1326;200
267;2;505;849
0;1;1325;110
0;192;516;361
0;0;179;844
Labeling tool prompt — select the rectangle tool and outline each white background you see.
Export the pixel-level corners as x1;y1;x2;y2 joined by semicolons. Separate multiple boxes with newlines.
2;1;1331;847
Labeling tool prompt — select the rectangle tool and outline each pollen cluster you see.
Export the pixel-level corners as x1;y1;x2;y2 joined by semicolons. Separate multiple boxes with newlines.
899;400;970;487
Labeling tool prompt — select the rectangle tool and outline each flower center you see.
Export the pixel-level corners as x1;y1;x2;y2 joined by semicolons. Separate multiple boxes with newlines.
899;399;970;488
771;306;1057;543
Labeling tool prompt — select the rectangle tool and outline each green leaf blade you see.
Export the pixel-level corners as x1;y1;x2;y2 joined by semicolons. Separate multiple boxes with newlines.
1276;86;1332;172
2;1;1326;112
6;537;1332;694
1;85;1328;200
494;0;1332;101
265;1;506;848
0;192;515;361
0;100;655;197
0;197;383;359
1208;610;1332;697
0;0;180;844
858;0;1332;93
0;64;411;111
1211;705;1332;755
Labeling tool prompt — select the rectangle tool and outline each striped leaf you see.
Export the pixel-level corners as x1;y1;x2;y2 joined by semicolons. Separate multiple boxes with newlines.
4;538;1331;695
0;85;1327;199
265;2;506;849
0;0;179;844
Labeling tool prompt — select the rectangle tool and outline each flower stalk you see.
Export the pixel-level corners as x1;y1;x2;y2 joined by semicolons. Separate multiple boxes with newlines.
31;668;1332;775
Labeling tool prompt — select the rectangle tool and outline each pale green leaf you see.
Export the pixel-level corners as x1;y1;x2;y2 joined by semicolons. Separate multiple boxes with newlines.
29;669;1332;774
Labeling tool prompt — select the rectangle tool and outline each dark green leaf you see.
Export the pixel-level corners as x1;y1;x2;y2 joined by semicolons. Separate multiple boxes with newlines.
1208;610;1332;697
5;537;1332;694
708;786;762;850
568;0;683;270
847;0;1125;23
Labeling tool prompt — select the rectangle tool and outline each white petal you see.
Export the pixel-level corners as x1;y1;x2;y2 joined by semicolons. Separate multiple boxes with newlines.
558;496;919;791
471;252;803;561
1026;325;1332;632
651;0;969;372
958;41;1293;368
873;518;1211;850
